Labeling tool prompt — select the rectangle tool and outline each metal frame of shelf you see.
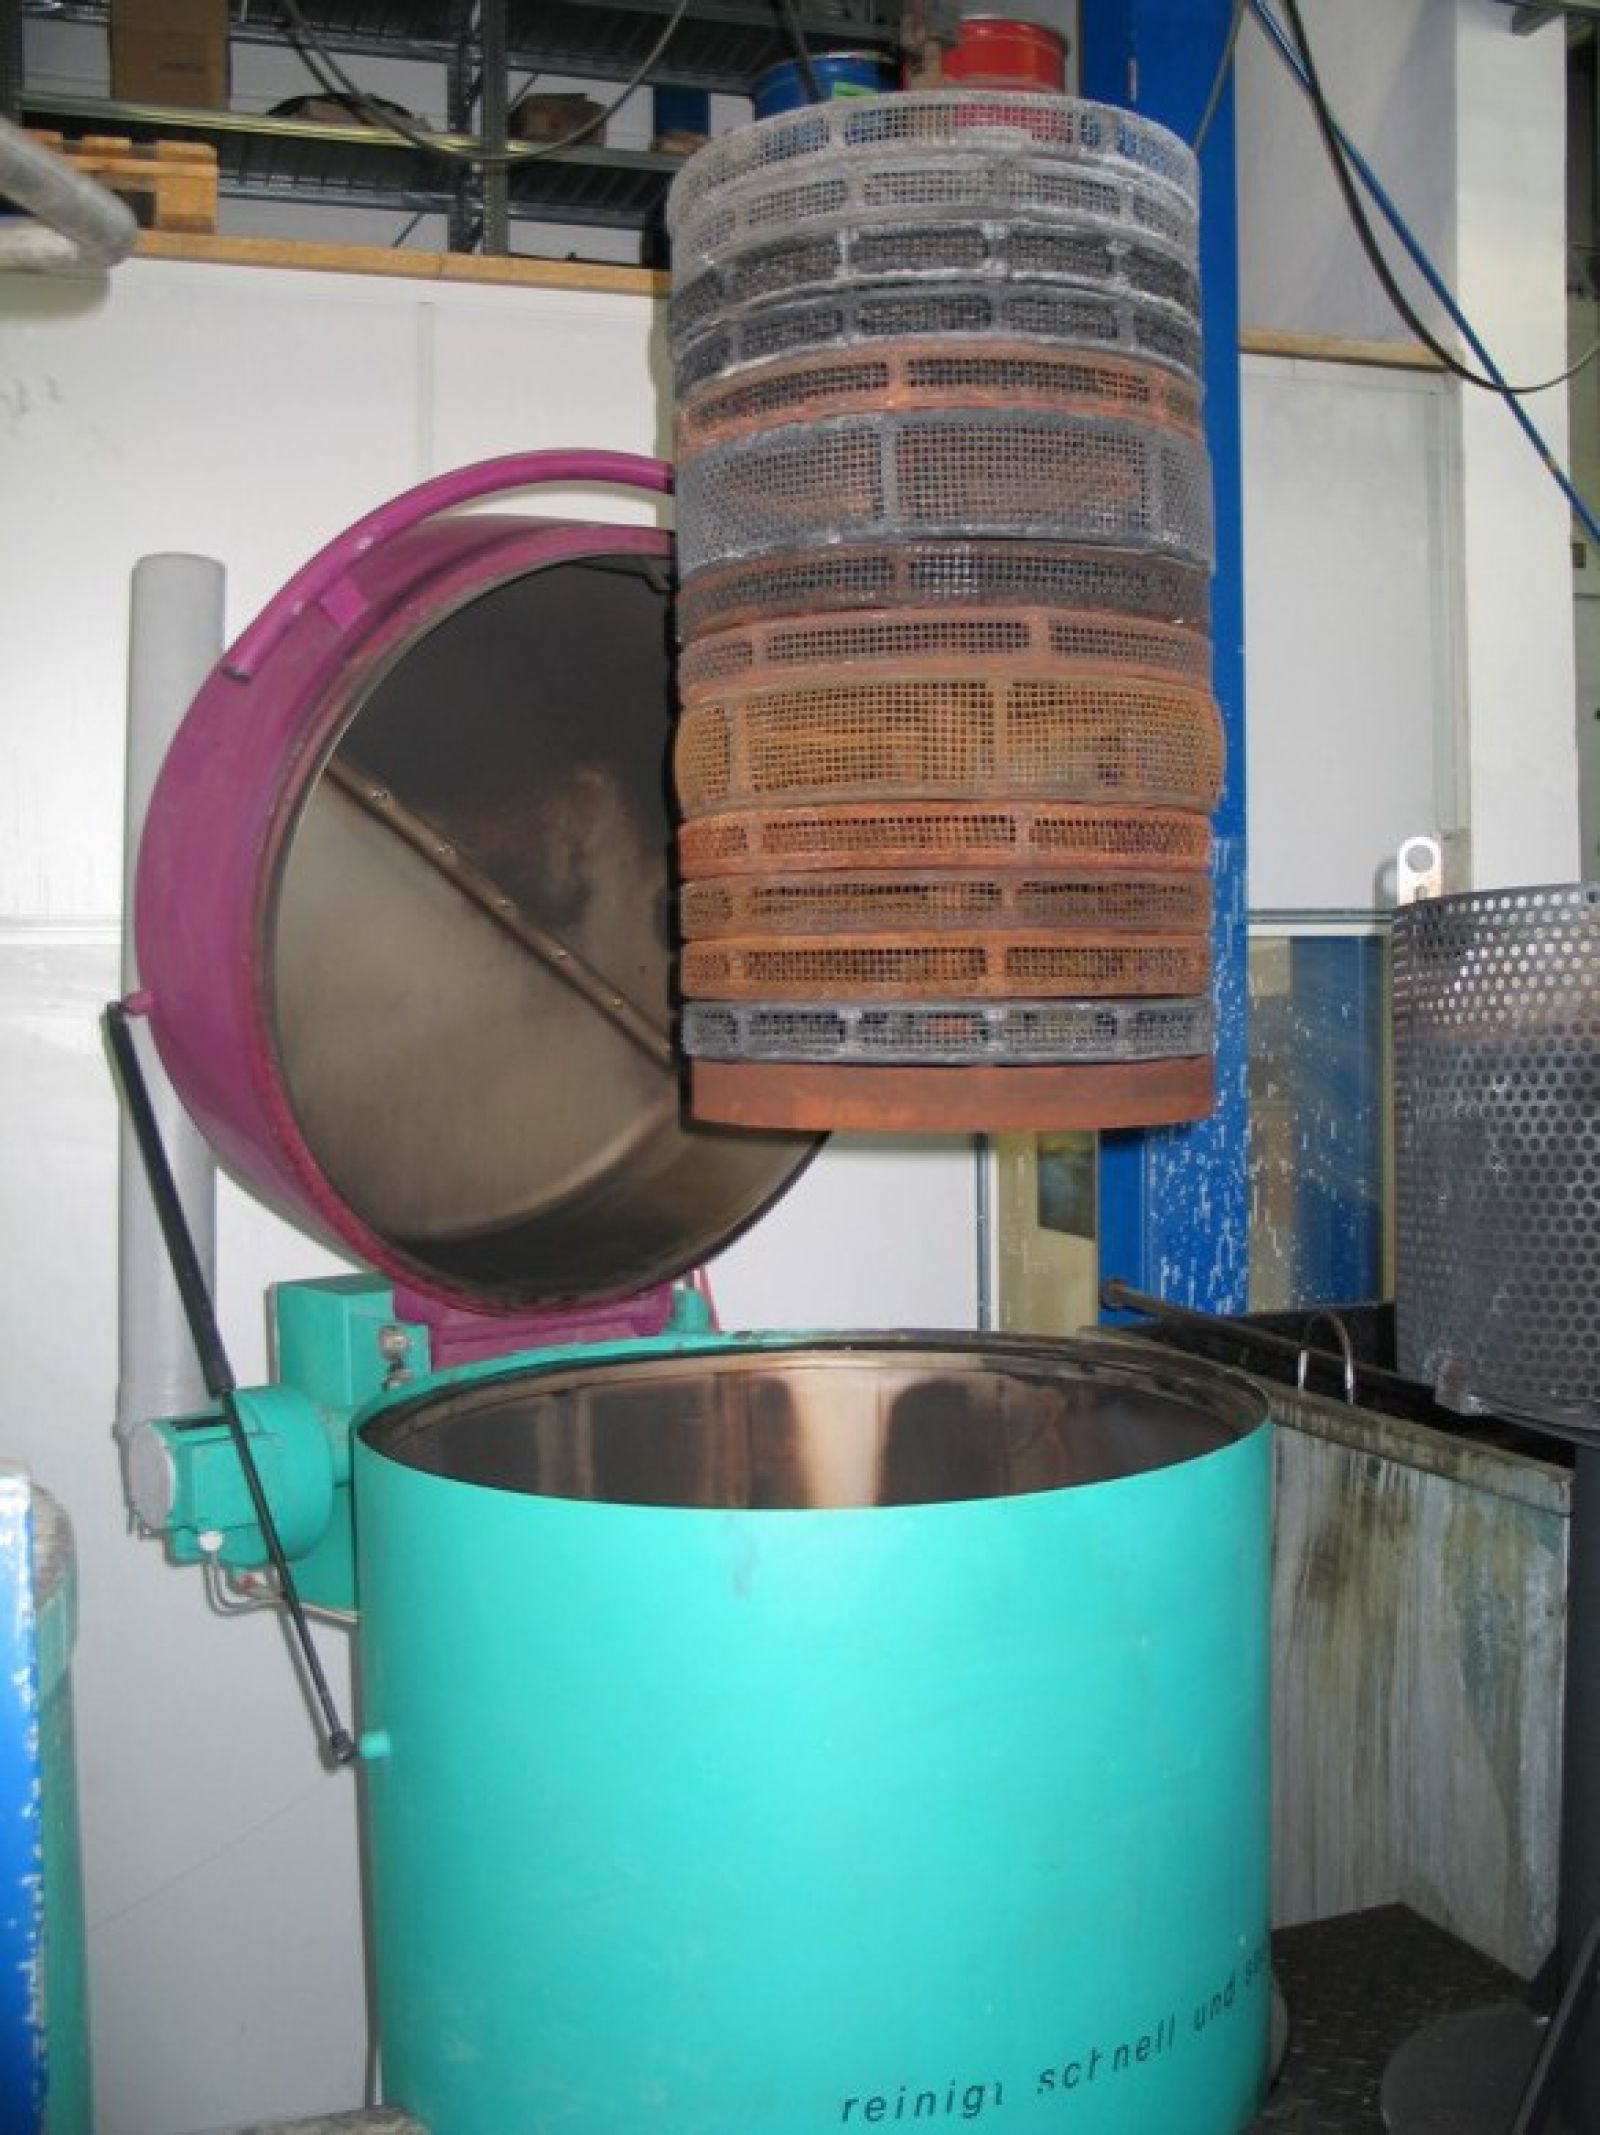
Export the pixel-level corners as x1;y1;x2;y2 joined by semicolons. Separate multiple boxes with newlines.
18;0;897;90
10;0;902;249
18;91;688;226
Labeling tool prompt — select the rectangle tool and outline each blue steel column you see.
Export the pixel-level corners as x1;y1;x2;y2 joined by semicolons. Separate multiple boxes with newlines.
1085;1;1251;1314
1288;936;1384;1305
0;1469;44;2130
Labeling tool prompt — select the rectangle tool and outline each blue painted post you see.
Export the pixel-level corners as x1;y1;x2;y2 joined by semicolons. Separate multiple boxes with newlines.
0;1468;44;2132
1288;936;1385;1305
1086;0;1251;1314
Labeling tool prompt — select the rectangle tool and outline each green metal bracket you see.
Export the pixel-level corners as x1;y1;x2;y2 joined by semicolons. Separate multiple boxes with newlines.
140;1274;720;1616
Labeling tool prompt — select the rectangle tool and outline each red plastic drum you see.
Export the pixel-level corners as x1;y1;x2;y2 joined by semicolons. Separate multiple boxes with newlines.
934;17;1068;91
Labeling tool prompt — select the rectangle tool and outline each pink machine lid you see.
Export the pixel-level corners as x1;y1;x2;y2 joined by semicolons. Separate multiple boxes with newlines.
134;451;818;1324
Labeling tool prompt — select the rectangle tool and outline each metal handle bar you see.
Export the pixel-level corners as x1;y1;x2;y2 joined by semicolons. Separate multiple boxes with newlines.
1296;1310;1357;1406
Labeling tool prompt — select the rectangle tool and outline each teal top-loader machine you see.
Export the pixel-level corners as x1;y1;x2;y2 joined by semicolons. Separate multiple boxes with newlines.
108;450;1272;2133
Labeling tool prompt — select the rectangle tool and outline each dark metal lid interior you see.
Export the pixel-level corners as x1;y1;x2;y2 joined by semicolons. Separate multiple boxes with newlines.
363;1336;1262;1509
268;552;816;1308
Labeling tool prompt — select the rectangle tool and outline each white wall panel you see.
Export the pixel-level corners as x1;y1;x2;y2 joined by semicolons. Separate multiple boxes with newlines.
1237;0;1579;894
1236;0;1454;345
0;265;427;920
713;1138;979;1333
425;283;673;476
1241;355;1460;911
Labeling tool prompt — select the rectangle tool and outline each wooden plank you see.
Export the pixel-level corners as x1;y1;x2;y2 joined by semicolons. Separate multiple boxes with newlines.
436;250;666;296
1241;326;1445;373
134;230;667;297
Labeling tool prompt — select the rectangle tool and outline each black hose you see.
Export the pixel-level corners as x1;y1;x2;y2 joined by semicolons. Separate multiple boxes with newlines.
775;0;824;103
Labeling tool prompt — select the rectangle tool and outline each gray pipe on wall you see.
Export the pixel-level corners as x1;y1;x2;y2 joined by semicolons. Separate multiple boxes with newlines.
116;556;224;1476
0;113;137;272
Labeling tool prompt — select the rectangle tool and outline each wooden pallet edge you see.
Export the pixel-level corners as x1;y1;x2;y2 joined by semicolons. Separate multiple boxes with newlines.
132;230;668;298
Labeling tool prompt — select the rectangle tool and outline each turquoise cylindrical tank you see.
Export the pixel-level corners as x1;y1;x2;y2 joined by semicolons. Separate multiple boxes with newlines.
355;1333;1271;2135
35;1488;91;2135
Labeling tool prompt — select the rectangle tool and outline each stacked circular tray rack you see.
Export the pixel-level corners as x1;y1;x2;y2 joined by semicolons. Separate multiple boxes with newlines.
668;90;1221;1132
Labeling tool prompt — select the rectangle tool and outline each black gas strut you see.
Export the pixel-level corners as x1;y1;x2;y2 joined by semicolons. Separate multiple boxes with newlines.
105;1000;357;1766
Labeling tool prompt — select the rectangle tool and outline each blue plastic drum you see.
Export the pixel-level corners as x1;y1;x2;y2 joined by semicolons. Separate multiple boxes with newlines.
753;51;893;116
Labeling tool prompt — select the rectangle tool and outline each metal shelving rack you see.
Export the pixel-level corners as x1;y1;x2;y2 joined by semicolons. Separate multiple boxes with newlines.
13;88;689;234
7;0;902;252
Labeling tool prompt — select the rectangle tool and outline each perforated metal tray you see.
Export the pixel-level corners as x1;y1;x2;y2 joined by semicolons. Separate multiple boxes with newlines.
1394;881;1600;1429
682;994;1213;1065
670;127;1197;267
679;872;1211;939
677;342;1202;451
674;671;1224;815
677;799;1213;878
676;408;1215;577
681;932;1210;1000
665;90;1199;236
671;223;1199;357
675;540;1212;638
677;604;1212;698
674;279;1203;393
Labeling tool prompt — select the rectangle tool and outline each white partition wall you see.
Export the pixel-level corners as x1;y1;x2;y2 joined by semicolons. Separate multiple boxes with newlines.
1241;354;1462;914
1237;0;1579;892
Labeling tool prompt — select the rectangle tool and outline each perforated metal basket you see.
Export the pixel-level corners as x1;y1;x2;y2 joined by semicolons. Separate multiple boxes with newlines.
676;409;1214;578
1394;882;1600;1428
676;541;1212;639
682;933;1210;1001
671;227;1199;361
669;132;1197;274
681;994;1214;1066
673;281;1203;395
677;605;1212;700
680;871;1212;939
665;90;1199;238
677;343;1202;453
674;673;1224;815
677;800;1213;878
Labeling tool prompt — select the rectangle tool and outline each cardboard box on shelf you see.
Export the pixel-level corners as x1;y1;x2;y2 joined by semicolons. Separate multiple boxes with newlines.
508;92;606;147
109;0;229;109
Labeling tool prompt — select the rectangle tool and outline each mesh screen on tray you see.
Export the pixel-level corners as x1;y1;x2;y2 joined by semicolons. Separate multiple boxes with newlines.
670;144;1196;274
676;411;1214;577
677;343;1201;451
678;607;1212;696
680;872;1211;938
665;91;1198;235
677;542;1212;637
674;283;1202;392
677;801;1213;876
682;933;1209;1001
674;678;1224;813
682;994;1213;1065
671;229;1198;356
